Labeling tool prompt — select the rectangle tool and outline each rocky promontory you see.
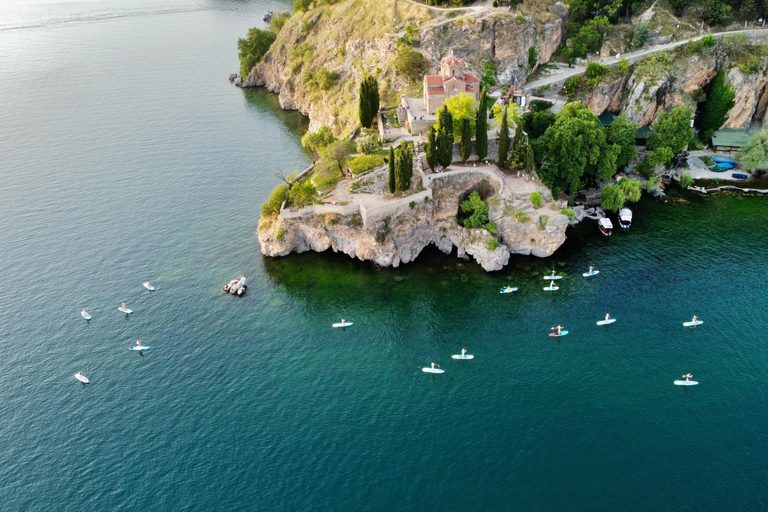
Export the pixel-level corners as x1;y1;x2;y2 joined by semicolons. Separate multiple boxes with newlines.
258;159;571;272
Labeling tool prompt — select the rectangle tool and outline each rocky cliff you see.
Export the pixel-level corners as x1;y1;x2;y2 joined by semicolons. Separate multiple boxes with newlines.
582;36;768;129
242;0;568;134
258;169;570;272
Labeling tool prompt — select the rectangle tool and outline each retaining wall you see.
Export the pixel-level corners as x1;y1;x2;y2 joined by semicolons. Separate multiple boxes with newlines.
280;201;359;220
360;189;432;227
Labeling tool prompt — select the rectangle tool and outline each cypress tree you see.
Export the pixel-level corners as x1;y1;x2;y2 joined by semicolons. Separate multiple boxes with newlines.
510;123;526;169
498;106;509;168
461;118;472;162
525;145;534;173
475;88;488;161
396;143;412;191
437;108;454;168
388;146;396;194
425;126;438;171
358;76;380;129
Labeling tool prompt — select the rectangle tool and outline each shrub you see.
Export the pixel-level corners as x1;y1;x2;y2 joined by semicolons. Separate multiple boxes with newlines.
530;100;553;112
492;0;498;6
261;183;289;217
395;46;429;82
303;67;340;90
356;135;380;155
276;228;285;240
302;126;336;154
679;174;694;189
563;75;579;101
632;22;651;48
237;28;277;79
530;192;543;207
409;201;416;209
487;238;501;250
288;179;318;207
513;210;530;223
561;208;575;221
538;215;549;230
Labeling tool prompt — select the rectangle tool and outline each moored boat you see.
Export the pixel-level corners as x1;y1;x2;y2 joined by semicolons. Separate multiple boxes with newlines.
618;208;632;229
263;11;273;22
598;217;613;236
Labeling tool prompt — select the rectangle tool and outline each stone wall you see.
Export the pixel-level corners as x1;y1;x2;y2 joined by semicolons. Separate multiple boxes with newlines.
359;190;432;227
280;201;359;220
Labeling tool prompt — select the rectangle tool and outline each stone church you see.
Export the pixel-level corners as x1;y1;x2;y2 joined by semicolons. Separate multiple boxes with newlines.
423;55;481;114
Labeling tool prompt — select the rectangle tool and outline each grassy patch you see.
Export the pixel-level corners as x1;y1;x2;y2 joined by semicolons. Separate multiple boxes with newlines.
348;154;386;175
312;159;343;193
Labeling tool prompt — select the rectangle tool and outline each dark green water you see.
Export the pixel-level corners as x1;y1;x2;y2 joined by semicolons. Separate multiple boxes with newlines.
2;1;768;510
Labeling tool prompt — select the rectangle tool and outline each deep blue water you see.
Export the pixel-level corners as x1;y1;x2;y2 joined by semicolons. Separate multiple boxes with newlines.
2;1;768;510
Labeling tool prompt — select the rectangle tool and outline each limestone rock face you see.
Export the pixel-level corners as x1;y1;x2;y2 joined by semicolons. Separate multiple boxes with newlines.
258;170;569;272
723;68;768;129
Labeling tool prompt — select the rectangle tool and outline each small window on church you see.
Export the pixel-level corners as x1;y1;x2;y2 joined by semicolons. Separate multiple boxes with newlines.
453;86;458;92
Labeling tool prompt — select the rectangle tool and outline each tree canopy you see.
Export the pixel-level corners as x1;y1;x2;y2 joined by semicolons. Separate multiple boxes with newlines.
437;108;454;168
457;191;496;234
237;28;277;79
475;88;488;161
648;106;693;157
535;102;620;193
320;140;354;170
301;126;336;154
444;93;477;139
606;115;638;172
498;106;509;168
358;75;380;129
395;46;429;82
739;131;768;172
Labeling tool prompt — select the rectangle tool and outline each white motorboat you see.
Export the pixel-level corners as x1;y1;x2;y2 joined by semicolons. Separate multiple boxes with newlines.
598;217;613;236
618;208;632;229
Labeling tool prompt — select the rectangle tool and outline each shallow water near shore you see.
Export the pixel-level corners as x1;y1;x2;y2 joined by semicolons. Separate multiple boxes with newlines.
2;1;768;510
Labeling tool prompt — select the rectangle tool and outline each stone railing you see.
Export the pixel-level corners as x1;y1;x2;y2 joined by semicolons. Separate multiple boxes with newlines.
359;190;432;227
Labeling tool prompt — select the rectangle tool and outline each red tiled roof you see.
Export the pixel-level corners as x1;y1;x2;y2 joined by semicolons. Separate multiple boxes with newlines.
466;86;477;93
443;76;465;84
441;55;464;66
425;75;443;84
463;73;480;83
426;88;444;95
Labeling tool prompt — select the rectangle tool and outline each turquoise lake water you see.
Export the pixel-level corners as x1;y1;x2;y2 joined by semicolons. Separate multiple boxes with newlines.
2;1;768;509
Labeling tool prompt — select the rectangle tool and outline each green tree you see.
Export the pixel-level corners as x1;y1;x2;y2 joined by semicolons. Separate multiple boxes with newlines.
320;140;354;173
388;146;396;193
395;46;429;82
536;102;620;193
237;28;277;79
703;0;732;26
618;177;642;202
498;106;510;168
461;119;472;162
288;180;318;207
475;88;488;161
524;111;557;140
396;143;413;191
601;183;626;211
443;93;477;139
437;108;454;168
696;70;735;141
606;114;638;171
527;47;538;72
739;131;768;173
261;183;289;217
510;122;527;170
648;106;693;157
425;126;438;171
301;126;336;154
646;147;674;168
358;75;380;129
631;22;651;48
457;191;497;233
480;60;496;90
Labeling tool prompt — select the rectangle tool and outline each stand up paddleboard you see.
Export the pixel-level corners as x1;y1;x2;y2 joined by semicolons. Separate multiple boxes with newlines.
583;270;599;277
130;345;150;352
74;373;89;384
597;319;616;325
683;320;703;327
143;282;155;291
674;380;698;386
543;275;563;280
500;287;518;294
422;368;445;374
81;310;91;320
543;286;559;291
118;307;132;314
549;331;569;337
452;354;474;360
332;322;353;328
